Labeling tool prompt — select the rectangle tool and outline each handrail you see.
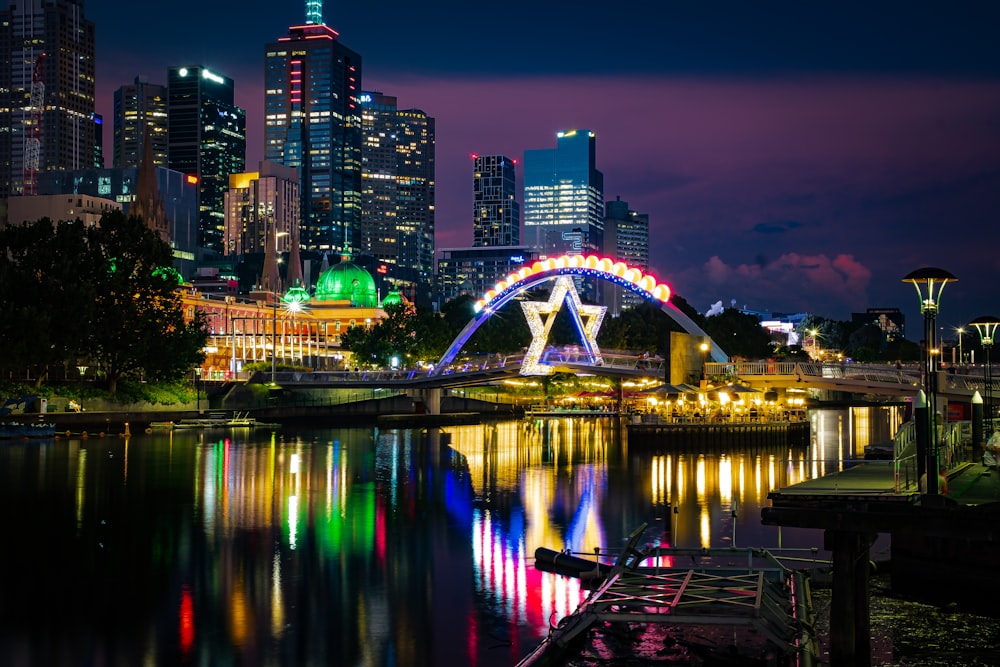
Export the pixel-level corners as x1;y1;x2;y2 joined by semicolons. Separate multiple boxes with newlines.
893;419;973;493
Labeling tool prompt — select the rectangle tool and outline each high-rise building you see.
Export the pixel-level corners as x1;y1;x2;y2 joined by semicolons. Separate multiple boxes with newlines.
224;161;301;257
436;246;537;304
473;154;519;247
0;0;96;197
113;76;168;168
39;166;200;278
93;113;104;167
603;196;650;313
265;6;362;254
523;129;604;259
358;91;435;281
167;65;246;255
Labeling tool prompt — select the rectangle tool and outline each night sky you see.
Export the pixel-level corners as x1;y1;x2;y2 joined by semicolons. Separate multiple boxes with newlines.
90;0;1000;333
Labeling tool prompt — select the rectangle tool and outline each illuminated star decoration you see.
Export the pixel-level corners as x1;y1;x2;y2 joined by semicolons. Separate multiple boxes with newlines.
520;276;607;376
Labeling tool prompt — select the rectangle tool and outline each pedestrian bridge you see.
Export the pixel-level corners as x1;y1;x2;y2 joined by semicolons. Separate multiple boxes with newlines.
250;358;994;403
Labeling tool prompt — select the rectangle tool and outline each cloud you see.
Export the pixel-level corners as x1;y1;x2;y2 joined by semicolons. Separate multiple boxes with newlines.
699;252;872;313
751;221;803;234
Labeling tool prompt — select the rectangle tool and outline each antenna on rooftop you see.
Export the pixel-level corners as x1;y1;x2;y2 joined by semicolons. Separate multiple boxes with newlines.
305;0;322;24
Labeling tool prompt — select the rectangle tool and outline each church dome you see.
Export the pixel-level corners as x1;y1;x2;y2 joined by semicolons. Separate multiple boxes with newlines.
381;288;405;308
314;257;378;307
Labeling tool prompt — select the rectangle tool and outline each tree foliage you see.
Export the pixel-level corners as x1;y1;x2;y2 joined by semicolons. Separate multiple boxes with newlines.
701;308;775;359
0;211;208;393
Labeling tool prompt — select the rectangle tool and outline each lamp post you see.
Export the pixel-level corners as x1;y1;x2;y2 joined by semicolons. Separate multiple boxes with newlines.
194;367;203;414
903;267;957;495
970;316;999;432
270;230;289;385
956;326;965;365
808;328;819;359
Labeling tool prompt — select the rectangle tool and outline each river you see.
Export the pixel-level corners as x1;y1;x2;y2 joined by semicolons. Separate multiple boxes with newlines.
3;404;987;666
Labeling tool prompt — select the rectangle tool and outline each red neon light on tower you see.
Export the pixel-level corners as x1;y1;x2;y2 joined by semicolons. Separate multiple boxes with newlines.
23;52;46;196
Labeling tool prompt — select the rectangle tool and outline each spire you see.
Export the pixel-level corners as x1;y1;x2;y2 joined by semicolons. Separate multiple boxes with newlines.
286;220;304;287
260;224;282;297
305;0;322;24
133;126;170;242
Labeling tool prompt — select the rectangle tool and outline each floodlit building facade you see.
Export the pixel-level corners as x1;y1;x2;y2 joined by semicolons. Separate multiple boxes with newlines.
223;161;301;256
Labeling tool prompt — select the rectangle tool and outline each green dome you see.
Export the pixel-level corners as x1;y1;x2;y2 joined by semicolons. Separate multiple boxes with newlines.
381;289;404;308
315;258;377;307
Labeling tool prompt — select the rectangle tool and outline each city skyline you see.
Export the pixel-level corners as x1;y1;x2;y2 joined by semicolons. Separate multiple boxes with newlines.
90;0;1000;328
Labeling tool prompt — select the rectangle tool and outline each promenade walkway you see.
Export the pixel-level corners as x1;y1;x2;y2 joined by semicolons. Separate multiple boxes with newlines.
770;459;1000;506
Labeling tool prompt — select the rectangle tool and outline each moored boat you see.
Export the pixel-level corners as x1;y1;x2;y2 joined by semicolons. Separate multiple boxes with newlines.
0;420;56;439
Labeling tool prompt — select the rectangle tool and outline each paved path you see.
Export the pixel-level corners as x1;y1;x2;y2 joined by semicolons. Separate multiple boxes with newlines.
770;460;1000;506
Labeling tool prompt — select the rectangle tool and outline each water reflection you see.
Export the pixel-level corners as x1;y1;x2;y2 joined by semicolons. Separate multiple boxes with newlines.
0;406;903;666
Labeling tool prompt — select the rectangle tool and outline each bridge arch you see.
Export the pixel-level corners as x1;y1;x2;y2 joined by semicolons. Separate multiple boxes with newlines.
431;254;726;375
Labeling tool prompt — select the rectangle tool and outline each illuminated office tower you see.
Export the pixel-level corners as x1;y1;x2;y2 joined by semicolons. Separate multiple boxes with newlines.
473;154;519;247
223;160;300;256
358;91;435;281
113;76;168;168
167;65;246;255
523;129;604;259
0;0;96;197
603;196;650;313
265;4;363;254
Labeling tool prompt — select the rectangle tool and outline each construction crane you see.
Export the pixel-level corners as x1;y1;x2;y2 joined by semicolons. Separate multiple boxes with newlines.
23;52;46;196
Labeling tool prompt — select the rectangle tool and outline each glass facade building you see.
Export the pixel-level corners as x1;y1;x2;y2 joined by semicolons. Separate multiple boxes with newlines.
265;22;363;255
473;155;519;247
167;65;246;256
523;129;604;259
436;246;537;304
39;166;200;278
603;196;650;313
0;0;97;197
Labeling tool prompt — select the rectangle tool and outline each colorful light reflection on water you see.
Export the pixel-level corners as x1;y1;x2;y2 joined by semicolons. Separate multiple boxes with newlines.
0;406;903;666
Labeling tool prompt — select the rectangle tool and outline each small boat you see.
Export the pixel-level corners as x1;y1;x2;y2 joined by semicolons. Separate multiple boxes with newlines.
0;420;56;439
170;413;280;429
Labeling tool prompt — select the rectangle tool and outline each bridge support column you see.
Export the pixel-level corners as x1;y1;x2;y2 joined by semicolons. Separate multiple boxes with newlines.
406;388;441;415
825;529;874;666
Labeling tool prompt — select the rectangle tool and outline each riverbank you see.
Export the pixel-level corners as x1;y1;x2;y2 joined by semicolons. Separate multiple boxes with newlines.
812;573;1000;665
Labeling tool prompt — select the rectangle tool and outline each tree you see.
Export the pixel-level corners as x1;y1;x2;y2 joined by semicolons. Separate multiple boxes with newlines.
83;211;207;393
0;218;97;385
701;308;774;359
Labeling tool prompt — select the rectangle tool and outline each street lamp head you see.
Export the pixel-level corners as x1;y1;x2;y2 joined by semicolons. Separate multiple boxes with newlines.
902;267;957;315
970;315;1000;347
699;342;709;352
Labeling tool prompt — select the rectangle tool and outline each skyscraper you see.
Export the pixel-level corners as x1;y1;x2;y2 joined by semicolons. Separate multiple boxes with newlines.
603;196;650;313
473;154;519;247
0;0;96;197
265;5;362;254
523;129;604;259
358;91;435;281
167;65;246;255
113;76;168;168
224;161;300;257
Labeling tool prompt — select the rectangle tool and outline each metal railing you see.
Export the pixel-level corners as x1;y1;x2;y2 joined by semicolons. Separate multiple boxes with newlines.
893;419;973;493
